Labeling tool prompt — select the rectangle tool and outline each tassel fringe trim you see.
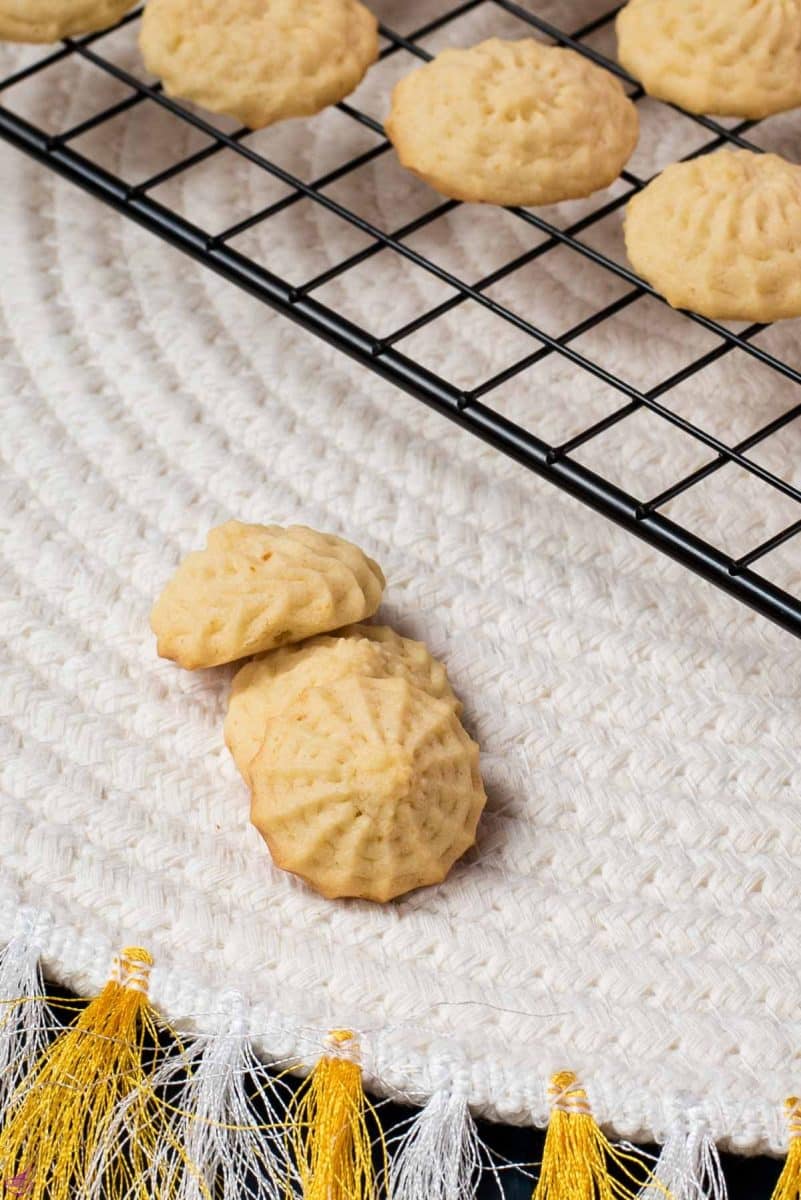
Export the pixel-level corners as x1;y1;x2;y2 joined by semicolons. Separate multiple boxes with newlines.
0;930;789;1200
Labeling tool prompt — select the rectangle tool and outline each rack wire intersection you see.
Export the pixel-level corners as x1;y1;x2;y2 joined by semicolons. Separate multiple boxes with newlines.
2;1;801;636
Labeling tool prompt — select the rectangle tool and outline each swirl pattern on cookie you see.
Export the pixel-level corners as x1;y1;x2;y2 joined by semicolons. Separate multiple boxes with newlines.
624;151;801;322
225;627;460;782
0;0;135;42
617;0;801;118
151;521;385;669
385;38;639;206
140;0;378;129
250;676;485;901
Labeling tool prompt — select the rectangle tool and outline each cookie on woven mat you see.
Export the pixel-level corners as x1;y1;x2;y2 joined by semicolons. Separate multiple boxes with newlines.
624;150;801;322
151;521;385;670
385;38;639;206
250;675;485;901
139;0;378;129
346;622;459;710
617;0;801;119
225;625;460;782
0;0;135;41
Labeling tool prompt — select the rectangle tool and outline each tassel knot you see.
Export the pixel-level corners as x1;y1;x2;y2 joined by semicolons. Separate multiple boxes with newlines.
325;1030;360;1059
548;1072;592;1116
109;947;153;993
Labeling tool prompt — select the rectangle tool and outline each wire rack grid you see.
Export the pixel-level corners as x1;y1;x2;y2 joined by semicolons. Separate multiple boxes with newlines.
2;1;801;637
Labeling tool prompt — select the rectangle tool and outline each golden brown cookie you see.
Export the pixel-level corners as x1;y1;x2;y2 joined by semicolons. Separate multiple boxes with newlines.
139;0;379;129
385;38;639;206
225;635;387;783
624;150;801;321
250;676;485;901
0;0;135;41
151;521;385;670
617;0;801;119
343;623;460;712
225;626;460;783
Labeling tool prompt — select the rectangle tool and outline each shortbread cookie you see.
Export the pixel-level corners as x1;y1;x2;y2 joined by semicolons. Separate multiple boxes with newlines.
250;676;485;901
139;0;379;129
0;0;135;42
625;151;801;321
385;38;639;206
225;627;460;781
344;624;460;712
617;0;801;119
151;521;385;670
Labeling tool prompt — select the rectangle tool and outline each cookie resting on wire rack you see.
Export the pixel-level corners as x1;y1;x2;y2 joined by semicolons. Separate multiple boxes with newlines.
624;150;801;322
0;0;136;41
139;0;379;129
617;0;801;119
385;37;639;206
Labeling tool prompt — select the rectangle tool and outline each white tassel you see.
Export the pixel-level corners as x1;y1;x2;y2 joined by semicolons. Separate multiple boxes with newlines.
166;993;291;1200
0;907;55;1117
389;1083;492;1200
639;1118;727;1200
90;990;293;1200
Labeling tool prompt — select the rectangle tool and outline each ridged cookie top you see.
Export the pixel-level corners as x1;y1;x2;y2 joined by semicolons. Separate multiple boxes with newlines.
250;676;486;901
225;626;460;781
617;0;801;118
151;521;385;669
225;636;388;781
624;151;801;322
342;624;460;711
0;0;136;41
385;38;639;207
139;0;379;129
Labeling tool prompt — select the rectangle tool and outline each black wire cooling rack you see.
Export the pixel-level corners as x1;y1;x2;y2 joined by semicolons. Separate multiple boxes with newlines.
2;1;801;636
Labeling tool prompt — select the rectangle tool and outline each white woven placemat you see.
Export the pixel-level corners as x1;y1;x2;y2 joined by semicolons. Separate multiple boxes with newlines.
1;0;801;1156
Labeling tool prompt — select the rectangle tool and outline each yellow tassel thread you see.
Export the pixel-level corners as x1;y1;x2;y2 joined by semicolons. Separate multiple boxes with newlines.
288;1029;384;1200
0;946;162;1200
771;1096;801;1200
533;1071;659;1200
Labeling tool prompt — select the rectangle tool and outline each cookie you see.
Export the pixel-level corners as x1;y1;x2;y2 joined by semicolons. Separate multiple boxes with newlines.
224;626;460;782
624;151;801;321
0;0;135;42
343;624;460;713
385;38;639;207
151;521;385;670
617;0;801;119
250;676;485;901
139;0;379;130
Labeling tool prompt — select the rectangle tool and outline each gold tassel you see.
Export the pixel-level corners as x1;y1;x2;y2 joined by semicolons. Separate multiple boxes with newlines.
771;1096;801;1200
533;1071;658;1200
288;1029;383;1200
0;946;161;1200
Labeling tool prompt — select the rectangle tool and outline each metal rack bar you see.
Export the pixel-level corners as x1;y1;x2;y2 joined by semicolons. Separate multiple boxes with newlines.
1;0;799;638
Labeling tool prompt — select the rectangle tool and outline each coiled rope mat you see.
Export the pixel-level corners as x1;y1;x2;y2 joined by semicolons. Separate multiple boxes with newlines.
1;0;800;1158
